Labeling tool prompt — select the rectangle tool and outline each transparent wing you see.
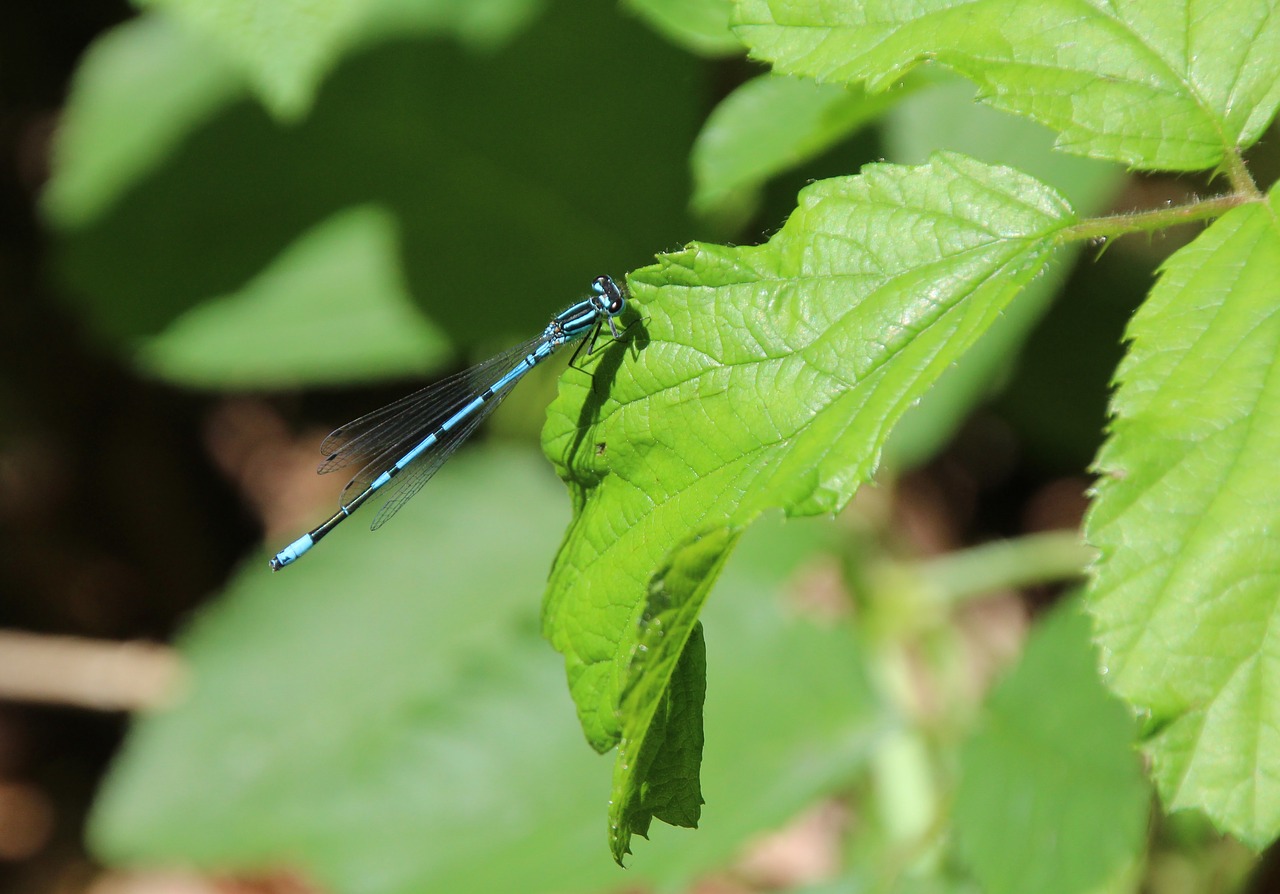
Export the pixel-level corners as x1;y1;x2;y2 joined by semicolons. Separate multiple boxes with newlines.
367;390;505;531
320;335;548;507
319;334;545;475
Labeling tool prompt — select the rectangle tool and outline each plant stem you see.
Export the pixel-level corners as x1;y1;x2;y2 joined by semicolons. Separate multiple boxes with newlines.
1061;192;1253;244
913;530;1095;605
1221;146;1261;198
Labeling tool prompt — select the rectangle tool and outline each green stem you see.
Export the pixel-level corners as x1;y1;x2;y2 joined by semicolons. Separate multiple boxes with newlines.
1221;147;1261;198
914;530;1094;605
1060;192;1253;244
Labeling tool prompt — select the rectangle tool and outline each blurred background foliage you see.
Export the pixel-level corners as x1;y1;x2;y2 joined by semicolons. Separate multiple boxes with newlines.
1;1;1274;893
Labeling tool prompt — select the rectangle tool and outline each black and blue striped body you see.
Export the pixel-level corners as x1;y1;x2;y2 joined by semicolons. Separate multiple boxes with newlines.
269;275;625;570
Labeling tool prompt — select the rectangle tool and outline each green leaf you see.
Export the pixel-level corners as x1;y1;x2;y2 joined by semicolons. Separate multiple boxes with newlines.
610;527;739;861
91;449;589;879
542;153;1076;761
91;450;879;888
51;3;699;364
1085;187;1280;848
41;16;246;229
43;0;544;226
642;515;883;882
732;0;1280;171
691;73;904;221
355;0;545;50
955;600;1149;894
133;0;543;120
133;0;372;120
612;625;707;854
623;0;742;56
135;205;450;387
881;75;1126;469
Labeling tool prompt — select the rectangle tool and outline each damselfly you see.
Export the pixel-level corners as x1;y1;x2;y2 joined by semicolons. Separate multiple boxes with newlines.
269;274;627;570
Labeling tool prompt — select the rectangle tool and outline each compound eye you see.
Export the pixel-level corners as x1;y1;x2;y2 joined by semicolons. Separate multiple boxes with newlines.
594;275;624;312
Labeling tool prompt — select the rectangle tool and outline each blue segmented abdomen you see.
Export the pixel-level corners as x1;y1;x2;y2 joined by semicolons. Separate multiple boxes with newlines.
267;274;627;571
367;352;543;493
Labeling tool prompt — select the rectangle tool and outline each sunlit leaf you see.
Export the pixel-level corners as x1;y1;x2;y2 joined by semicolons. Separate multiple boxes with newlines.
542;153;1076;845
136;205;450;387
733;0;1280;170
1086;187;1280;848
882;75;1125;468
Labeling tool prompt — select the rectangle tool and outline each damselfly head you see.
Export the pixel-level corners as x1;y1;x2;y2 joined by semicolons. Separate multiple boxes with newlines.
592;274;626;316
